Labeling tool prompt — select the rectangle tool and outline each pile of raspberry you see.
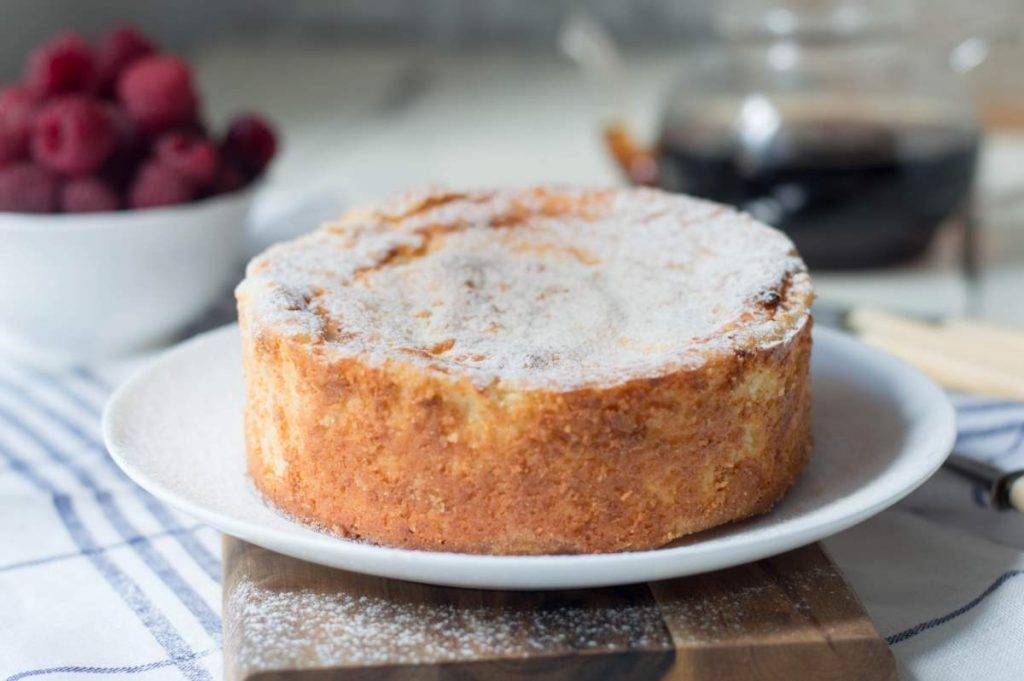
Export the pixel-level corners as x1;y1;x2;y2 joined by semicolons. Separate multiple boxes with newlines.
0;26;278;213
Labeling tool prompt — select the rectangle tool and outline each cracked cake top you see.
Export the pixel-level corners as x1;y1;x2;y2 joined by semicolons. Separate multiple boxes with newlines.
237;186;812;391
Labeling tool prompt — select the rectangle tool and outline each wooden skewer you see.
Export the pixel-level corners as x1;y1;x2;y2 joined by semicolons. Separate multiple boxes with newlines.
847;308;1024;377
942;318;1024;358
857;331;1024;401
845;308;1024;400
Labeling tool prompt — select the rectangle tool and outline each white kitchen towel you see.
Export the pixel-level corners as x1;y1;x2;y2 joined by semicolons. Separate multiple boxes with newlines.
0;362;222;680
0;357;1022;680
825;395;1024;681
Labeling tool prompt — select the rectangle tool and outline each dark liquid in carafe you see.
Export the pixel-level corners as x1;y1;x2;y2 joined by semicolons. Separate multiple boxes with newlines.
657;118;979;269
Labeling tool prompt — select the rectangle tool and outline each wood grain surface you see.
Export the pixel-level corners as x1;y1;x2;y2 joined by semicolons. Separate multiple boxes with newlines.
223;537;896;680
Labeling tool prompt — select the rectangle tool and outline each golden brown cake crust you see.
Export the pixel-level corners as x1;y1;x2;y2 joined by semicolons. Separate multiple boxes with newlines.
237;186;813;555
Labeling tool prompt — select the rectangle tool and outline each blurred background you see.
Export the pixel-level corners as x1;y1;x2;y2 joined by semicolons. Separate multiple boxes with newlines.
2;0;1024;345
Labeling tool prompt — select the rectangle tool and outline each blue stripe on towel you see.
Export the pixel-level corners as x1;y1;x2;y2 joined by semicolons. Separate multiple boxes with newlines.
887;570;1024;645
987;423;1024;463
0;446;210;681
954;399;1024;414
5;648;214;681
70;366;112;396
0;524;206;574
0;371;221;583
20;365;109;425
956;422;1024;441
0;403;221;640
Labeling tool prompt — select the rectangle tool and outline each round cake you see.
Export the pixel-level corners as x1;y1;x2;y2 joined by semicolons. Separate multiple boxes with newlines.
236;186;813;555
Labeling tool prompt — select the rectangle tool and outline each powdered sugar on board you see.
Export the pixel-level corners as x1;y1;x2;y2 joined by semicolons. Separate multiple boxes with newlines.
226;578;670;669
237;186;811;390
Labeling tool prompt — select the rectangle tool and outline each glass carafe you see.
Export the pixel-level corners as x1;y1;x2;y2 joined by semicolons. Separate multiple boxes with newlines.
617;0;981;269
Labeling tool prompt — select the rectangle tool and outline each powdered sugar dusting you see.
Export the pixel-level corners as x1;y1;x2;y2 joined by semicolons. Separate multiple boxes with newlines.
237;186;811;390
227;578;669;669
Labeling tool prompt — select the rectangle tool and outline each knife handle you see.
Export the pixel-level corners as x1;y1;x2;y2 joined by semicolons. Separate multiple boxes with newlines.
1005;473;1024;513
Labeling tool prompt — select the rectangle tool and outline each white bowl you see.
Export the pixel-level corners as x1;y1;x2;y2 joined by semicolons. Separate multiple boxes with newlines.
0;187;256;363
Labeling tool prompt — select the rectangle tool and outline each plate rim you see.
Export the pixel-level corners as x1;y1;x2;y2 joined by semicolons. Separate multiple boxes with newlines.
103;324;956;589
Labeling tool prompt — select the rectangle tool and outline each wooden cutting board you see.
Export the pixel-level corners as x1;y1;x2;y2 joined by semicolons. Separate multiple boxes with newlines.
223;537;896;680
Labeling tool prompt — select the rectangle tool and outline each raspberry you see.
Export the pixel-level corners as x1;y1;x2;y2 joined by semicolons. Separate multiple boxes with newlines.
212;161;246;195
25;31;96;98
100;104;145;188
61;176;120;212
105;103;144;156
31;96;117;175
0;127;24;167
128;160;196;209
0;85;36;118
117;55;197;133
97;25;155;96
0;162;59;212
0;85;37;166
155;131;218;186
222;114;277;176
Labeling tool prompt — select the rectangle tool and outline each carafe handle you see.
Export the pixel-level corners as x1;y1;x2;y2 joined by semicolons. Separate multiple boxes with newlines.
604;122;660;186
559;10;660;186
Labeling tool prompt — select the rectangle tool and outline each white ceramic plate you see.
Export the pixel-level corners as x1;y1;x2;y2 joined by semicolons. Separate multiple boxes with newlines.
104;325;955;590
